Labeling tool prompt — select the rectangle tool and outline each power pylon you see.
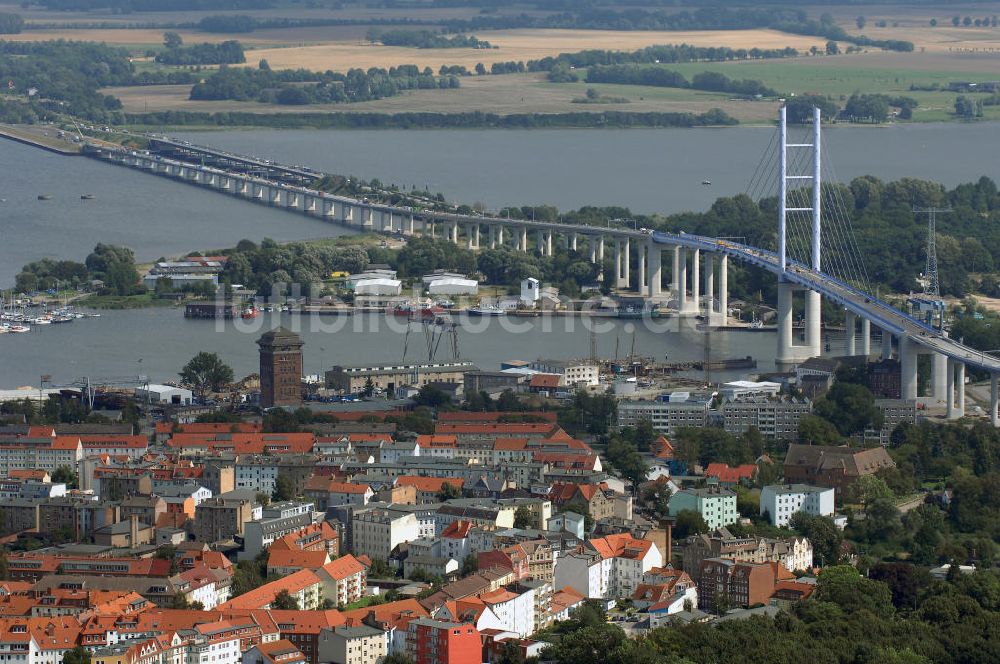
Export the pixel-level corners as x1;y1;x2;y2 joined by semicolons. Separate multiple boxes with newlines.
913;207;950;297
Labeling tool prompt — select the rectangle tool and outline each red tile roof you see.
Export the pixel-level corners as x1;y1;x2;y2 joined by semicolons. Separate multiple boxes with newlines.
396;476;464;493
705;463;757;484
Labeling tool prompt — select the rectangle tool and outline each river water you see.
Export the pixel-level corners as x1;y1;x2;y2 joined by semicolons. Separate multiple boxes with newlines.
2;122;998;386
0;308;791;388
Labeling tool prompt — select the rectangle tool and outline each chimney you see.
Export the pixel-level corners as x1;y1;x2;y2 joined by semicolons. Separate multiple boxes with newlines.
130;514;139;547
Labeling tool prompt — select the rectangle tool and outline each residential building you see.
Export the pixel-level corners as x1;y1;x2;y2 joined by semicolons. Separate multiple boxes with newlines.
668;487;738;530
553;533;662;599
759;484;835;526
242;639;307;664
351;509;420;562
679;529;814;581
318;625;386;664
195;493;256;544
698;558;783;612
325;362;476;393
721;396;811;441
616;397;711;436
315;556;367;607
405;619;481;664
242;501;317;561
783;444;896;498
528;359;599;387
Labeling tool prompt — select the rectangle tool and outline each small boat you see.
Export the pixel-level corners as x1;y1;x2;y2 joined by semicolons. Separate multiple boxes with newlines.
240;307;259;320
749;318;764;330
37;194;53;200
468;305;506;317
51;316;73;324
9;325;30;333
701;180;712;186
80;194;95;200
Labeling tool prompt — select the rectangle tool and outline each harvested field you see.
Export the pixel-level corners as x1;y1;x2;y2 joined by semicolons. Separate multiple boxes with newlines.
238;28;832;72
105;73;779;123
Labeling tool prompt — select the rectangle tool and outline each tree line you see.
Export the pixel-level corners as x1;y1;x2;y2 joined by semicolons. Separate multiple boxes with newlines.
366;28;492;49
584;64;777;97
189;65;459;105
155;39;245;66
438;6;914;52
124;108;738;129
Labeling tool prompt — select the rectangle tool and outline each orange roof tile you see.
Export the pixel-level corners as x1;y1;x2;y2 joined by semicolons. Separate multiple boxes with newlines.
396;476;464;493
319;555;365;581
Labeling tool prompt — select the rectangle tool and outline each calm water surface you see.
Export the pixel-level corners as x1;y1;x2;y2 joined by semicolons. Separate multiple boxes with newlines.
2;122;997;385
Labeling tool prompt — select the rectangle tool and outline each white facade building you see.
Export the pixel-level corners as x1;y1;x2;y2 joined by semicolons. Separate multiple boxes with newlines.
760;484;835;526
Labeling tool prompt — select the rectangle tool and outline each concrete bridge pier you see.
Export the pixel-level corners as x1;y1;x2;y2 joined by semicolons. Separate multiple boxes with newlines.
269;187;282;206
671;247;680;300
946;359;967;418
881;327;893;360
691;249;701;313
253;183;265;200
237;180;249;197
598;237;605;261
468;224;477;250
361;208;374;231
677;248;688;312
861;319;871;356
704;253;715;318
322;199;335;219
545;230;553;256
342;204;354;226
845;311;857;355
899;336;919;400
451;222;460;245
614;241;627;289
991;374;999;426
777;280;817;363
648;241;662;299
932;352;949;404
637;241;647;294
805;291;822;357
570;233;578;252
496;225;505;247
286;192;299;211
719;254;728;324
589;236;598;263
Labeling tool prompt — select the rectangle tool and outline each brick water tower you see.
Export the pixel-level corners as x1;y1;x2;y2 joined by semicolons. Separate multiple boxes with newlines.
257;326;304;408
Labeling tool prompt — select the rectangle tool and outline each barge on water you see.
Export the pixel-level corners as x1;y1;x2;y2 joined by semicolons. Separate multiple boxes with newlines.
185;303;239;319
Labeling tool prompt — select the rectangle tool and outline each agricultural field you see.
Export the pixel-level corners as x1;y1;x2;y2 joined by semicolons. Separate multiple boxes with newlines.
234;28;830;72
105;72;779;123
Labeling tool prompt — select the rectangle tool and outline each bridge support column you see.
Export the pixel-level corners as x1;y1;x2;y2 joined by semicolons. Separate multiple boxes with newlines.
776;280;795;363
805;290;822;357
468;225;476;250
407;215;415;235
671;246;680;297
497;226;505;246
623;238;630;288
648;241;661;298
545;231;553;256
571;233;578;251
598;237;604;261
900;336;919;400
488;225;496;249
614;241;623;289
956;362;966;416
881;328;893;360
451;222;460;245
991;373;999;427
691;249;700;313
845;311;857;356
637;242;647;294
932;352;949;403
589;236;598;263
270;188;282;206
947;359;956;419
678;248;688;313
705;253;715;318
719;254;728;324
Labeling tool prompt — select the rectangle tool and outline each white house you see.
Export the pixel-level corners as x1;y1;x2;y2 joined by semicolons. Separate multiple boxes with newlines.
520;278;540;304
760;484;835;526
553;534;662;600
